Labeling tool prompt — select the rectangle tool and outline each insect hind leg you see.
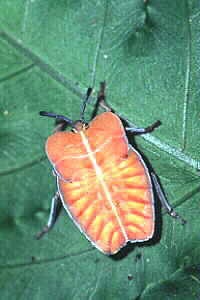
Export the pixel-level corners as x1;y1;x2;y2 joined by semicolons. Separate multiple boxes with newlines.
151;172;186;225
36;191;62;239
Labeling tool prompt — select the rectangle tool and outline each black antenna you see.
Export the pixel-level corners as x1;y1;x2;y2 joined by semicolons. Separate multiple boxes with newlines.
39;111;73;124
80;87;93;122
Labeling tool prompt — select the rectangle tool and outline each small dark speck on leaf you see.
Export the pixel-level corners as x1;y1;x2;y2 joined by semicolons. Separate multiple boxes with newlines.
128;274;133;281
95;258;100;264
31;256;36;263
135;253;142;262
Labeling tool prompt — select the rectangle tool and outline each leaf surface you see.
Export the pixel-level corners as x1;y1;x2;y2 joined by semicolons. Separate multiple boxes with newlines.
0;1;200;299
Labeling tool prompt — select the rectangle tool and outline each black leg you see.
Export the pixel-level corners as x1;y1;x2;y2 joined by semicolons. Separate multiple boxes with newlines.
36;191;62;239
97;82;160;135
98;81;112;112
151;172;186;225
53;121;69;133
40;111;73;133
91;81;113;119
126;120;161;134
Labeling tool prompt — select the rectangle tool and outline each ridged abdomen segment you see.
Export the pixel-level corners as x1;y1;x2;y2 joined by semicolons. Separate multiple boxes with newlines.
58;147;154;255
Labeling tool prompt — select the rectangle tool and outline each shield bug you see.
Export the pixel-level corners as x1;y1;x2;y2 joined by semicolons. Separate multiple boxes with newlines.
37;82;185;255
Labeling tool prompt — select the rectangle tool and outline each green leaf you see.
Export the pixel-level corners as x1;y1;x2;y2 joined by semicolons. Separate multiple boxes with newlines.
0;1;200;299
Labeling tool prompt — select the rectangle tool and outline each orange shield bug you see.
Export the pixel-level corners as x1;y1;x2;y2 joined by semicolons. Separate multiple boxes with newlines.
37;82;185;255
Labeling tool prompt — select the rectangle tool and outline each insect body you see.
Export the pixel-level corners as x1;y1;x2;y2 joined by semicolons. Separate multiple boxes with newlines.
38;82;185;255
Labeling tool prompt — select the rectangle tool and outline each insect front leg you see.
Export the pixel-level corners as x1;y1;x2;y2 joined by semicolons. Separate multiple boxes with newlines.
97;82;160;133
126;120;161;134
151;172;186;225
98;81;112;112
36;191;62;239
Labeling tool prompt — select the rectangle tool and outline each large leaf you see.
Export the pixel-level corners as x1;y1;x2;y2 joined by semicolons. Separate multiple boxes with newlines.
0;1;200;299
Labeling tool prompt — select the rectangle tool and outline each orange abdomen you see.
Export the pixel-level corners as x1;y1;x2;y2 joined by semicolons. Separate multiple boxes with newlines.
46;112;154;254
